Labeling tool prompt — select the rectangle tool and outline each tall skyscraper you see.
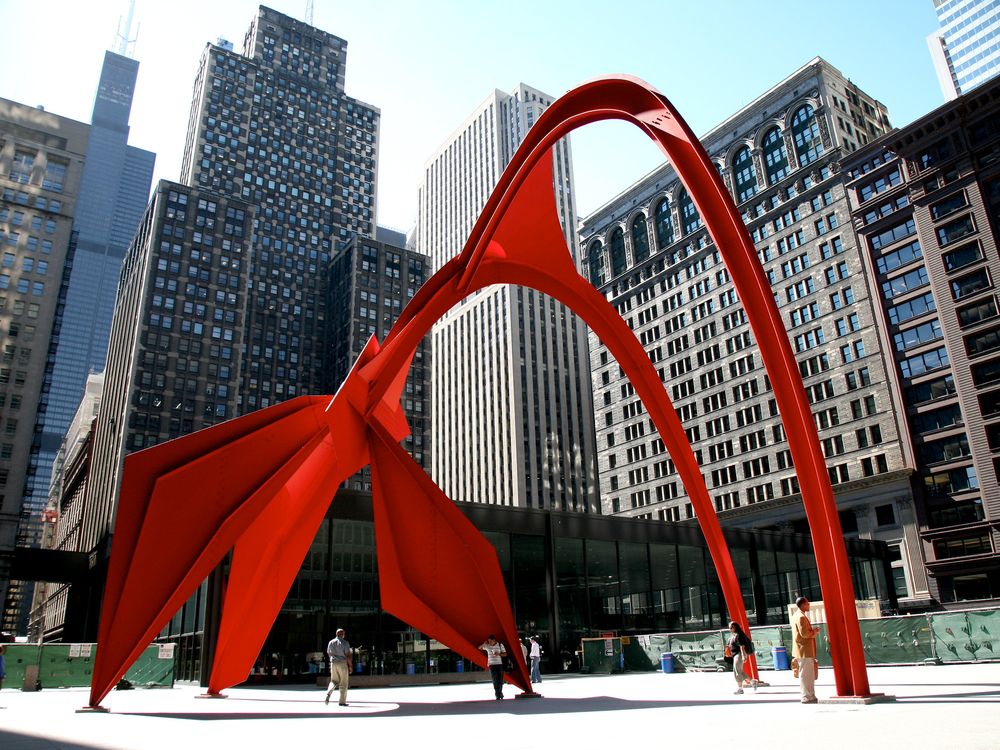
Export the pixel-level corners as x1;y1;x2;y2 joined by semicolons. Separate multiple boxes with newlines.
844;75;1000;607
179;6;379;413
80;179;251;668
928;0;1000;100
578;58;925;609
82;5;382;678
0;49;155;634
0;100;91;631
417;84;597;512
21;52;154;547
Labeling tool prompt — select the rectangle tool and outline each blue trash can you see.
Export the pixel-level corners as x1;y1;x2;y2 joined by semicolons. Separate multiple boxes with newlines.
456;660;464;673
660;653;675;673
772;645;790;671
405;662;415;675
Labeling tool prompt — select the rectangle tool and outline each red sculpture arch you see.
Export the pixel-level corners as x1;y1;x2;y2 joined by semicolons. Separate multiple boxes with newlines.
87;75;869;708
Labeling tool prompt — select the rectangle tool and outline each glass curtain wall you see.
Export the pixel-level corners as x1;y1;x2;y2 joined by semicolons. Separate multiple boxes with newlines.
170;493;891;683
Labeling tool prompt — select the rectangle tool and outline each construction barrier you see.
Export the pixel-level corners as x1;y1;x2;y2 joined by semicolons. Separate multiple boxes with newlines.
579;606;999;673
859;614;934;664
0;643;175;690
931;608;1000;662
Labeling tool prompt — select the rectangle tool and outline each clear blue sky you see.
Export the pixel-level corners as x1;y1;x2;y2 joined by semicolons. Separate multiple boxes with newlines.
0;0;942;232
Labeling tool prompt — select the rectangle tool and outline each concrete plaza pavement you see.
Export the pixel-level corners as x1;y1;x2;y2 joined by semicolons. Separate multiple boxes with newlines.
1;663;998;750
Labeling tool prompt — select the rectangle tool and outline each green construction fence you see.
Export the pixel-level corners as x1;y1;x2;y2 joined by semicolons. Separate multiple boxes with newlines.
579;606;999;673
0;643;175;690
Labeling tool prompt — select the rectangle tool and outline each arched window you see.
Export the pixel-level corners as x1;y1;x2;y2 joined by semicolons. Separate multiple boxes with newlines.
631;214;650;263
762;126;789;185
732;145;757;203
610;228;627;277
791;105;824;167
588;240;605;286
679;189;702;235
655;198;674;248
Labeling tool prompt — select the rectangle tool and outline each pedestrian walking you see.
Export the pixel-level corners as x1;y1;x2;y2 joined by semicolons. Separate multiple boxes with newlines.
529;635;542;683
727;621;755;694
792;597;818;703
324;628;353;706
479;634;507;700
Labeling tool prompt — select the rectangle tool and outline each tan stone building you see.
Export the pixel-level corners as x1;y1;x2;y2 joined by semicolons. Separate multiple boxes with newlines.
0;100;89;628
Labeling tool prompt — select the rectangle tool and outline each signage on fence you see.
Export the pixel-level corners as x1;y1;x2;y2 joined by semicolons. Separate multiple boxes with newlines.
604;638;614;656
157;643;176;660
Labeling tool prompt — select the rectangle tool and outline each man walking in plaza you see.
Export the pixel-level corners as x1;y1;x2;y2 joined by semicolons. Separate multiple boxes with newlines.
792;597;818;703
325;628;353;706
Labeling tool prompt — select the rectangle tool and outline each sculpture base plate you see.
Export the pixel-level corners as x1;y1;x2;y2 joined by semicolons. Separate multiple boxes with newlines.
817;693;894;705
76;705;110;713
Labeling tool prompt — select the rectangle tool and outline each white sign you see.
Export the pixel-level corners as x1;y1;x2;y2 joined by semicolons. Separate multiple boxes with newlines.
80;644;92;657
69;644;81;657
158;643;176;660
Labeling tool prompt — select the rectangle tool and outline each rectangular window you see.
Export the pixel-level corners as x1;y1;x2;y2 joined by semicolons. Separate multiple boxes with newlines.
870;218;915;251
919;434;970;464
972;358;1000;386
942;242;982;273
875;240;922;274
894;320;942;351
933;534;992;560
42;160;67;192
951;268;991;300
923;467;978;498
958;297;999;327
966;326;1000;357
858;167;901;202
882;267;929;299
937;215;975;246
930;191;967;220
9;150;34;184
899;346;950;378
888;292;936;325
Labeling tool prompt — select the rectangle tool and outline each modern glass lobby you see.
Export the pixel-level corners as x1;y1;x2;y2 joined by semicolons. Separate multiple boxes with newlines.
164;490;892;682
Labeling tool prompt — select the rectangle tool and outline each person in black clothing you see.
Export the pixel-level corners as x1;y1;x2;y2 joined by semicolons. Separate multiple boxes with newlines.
727;621;756;694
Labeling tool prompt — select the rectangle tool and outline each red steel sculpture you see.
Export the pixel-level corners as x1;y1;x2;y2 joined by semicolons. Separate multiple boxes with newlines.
87;75;870;708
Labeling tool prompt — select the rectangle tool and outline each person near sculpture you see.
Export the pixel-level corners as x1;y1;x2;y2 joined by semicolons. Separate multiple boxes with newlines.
324;628;353;706
479;635;507;700
792;597;818;704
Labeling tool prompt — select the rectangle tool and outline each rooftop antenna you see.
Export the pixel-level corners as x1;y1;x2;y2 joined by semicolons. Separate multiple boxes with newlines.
305;0;314;25
114;0;140;58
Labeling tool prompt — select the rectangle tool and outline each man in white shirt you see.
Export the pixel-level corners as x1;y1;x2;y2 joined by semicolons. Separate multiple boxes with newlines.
529;636;542;683
479;634;507;700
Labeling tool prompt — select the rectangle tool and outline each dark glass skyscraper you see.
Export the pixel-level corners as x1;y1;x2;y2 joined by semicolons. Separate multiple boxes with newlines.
1;50;154;633
20;53;154;550
179;6;379;414
78;6;382;675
